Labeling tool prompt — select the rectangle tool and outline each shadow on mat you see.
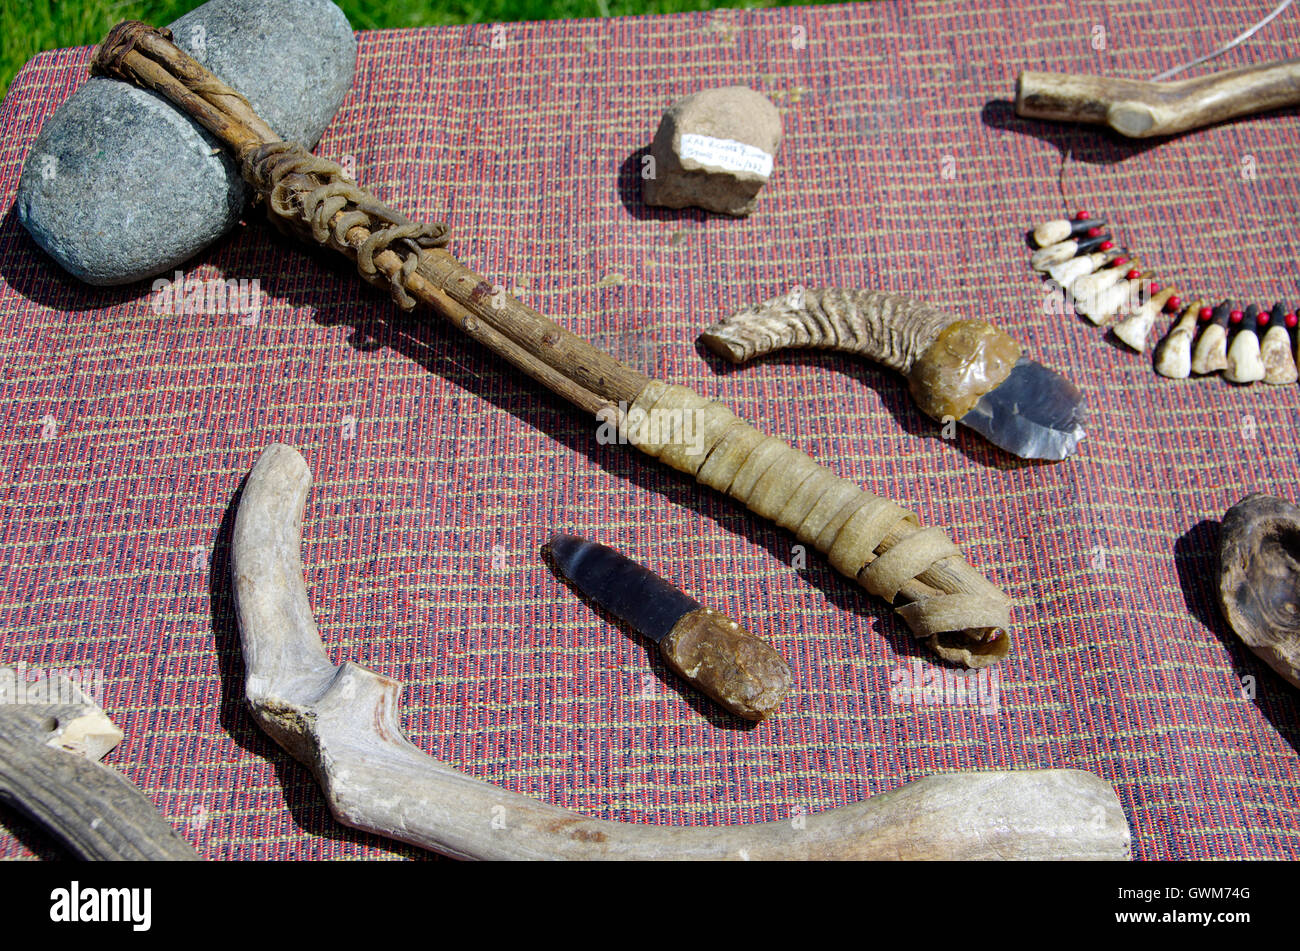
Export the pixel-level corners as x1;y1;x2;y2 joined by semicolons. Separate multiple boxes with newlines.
616;146;733;224
1174;519;1300;757
0;205;152;311
0;801;69;860
980;99;1165;165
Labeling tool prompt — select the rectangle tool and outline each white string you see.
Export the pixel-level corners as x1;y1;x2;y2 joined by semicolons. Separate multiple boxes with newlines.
1059;0;1295;207
1149;0;1294;80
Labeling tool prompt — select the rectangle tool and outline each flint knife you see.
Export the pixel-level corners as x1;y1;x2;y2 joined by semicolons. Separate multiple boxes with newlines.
701;287;1087;462
547;534;792;720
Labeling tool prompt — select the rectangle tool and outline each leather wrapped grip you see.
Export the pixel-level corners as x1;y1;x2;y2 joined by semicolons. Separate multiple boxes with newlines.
620;381;1012;666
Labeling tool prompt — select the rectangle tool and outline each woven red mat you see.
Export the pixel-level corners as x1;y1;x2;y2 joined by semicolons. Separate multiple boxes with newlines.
0;0;1297;860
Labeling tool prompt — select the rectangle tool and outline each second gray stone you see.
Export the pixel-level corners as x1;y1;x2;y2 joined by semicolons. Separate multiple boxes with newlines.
16;0;357;286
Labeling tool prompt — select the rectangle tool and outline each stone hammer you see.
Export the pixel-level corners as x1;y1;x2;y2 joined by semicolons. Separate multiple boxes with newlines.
16;0;356;285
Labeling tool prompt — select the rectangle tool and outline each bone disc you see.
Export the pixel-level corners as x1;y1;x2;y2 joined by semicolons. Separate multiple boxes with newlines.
1219;493;1300;690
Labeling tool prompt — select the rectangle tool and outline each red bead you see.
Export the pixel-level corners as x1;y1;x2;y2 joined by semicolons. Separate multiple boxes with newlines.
1125;269;1140;280
1286;312;1298;328
1165;296;1182;312
1229;309;1244;324
1259;310;1271;326
1086;226;1102;238
1099;240;1114;251
1149;282;1162;294
1112;256;1128;267
1075;209;1090;220
1199;306;1213;322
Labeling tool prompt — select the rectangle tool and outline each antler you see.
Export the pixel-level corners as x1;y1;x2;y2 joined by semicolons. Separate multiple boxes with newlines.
1016;57;1300;138
230;443;1131;860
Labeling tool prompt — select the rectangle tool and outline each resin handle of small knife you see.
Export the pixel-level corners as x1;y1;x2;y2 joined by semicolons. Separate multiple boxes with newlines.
658;607;792;720
698;288;1020;423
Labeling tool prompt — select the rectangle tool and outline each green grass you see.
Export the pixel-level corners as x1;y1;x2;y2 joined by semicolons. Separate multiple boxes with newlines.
1;0;821;100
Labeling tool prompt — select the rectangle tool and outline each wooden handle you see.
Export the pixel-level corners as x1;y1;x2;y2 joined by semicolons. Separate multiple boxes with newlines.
1016;57;1300;137
622;382;1012;665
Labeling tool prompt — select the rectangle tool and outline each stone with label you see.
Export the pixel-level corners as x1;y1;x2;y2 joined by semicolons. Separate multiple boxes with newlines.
642;86;782;217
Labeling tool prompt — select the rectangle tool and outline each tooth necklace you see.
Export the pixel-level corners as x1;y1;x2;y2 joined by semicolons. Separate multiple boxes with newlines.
1025;1;1298;387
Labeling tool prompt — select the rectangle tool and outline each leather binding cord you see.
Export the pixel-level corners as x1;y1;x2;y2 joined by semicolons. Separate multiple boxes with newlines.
241;142;450;310
621;382;1010;665
91;21;1013;667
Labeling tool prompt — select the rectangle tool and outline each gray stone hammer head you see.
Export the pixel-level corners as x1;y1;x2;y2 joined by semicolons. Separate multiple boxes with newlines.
15;0;356;286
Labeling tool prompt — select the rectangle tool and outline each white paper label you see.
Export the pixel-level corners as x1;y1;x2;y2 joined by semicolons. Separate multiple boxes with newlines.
678;134;773;177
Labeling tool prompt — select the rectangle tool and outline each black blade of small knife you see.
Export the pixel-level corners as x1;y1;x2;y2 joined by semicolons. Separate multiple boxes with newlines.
960;357;1087;461
547;534;701;643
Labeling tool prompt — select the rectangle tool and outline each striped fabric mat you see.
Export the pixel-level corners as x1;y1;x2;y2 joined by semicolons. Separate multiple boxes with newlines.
0;0;1297;859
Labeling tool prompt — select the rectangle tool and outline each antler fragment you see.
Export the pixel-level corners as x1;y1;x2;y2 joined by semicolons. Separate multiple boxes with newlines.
1016;57;1300;138
230;443;1132;860
0;668;199;860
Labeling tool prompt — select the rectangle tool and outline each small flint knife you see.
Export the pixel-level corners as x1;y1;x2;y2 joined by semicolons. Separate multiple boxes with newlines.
547;534;792;720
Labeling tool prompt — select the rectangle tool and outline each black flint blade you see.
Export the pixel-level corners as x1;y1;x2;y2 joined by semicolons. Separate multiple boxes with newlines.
960;357;1086;461
547;535;700;643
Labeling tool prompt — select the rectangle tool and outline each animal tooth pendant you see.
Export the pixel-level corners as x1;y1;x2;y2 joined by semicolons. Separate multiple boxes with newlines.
1294;305;1300;371
1032;213;1106;248
1113;284;1179;352
1260;302;1299;384
1048;249;1121;291
1154;299;1206;379
1030;232;1113;272
1192;301;1233;375
1073;257;1140;322
1225;305;1266;384
1026;208;1299;387
1084;266;1150;326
